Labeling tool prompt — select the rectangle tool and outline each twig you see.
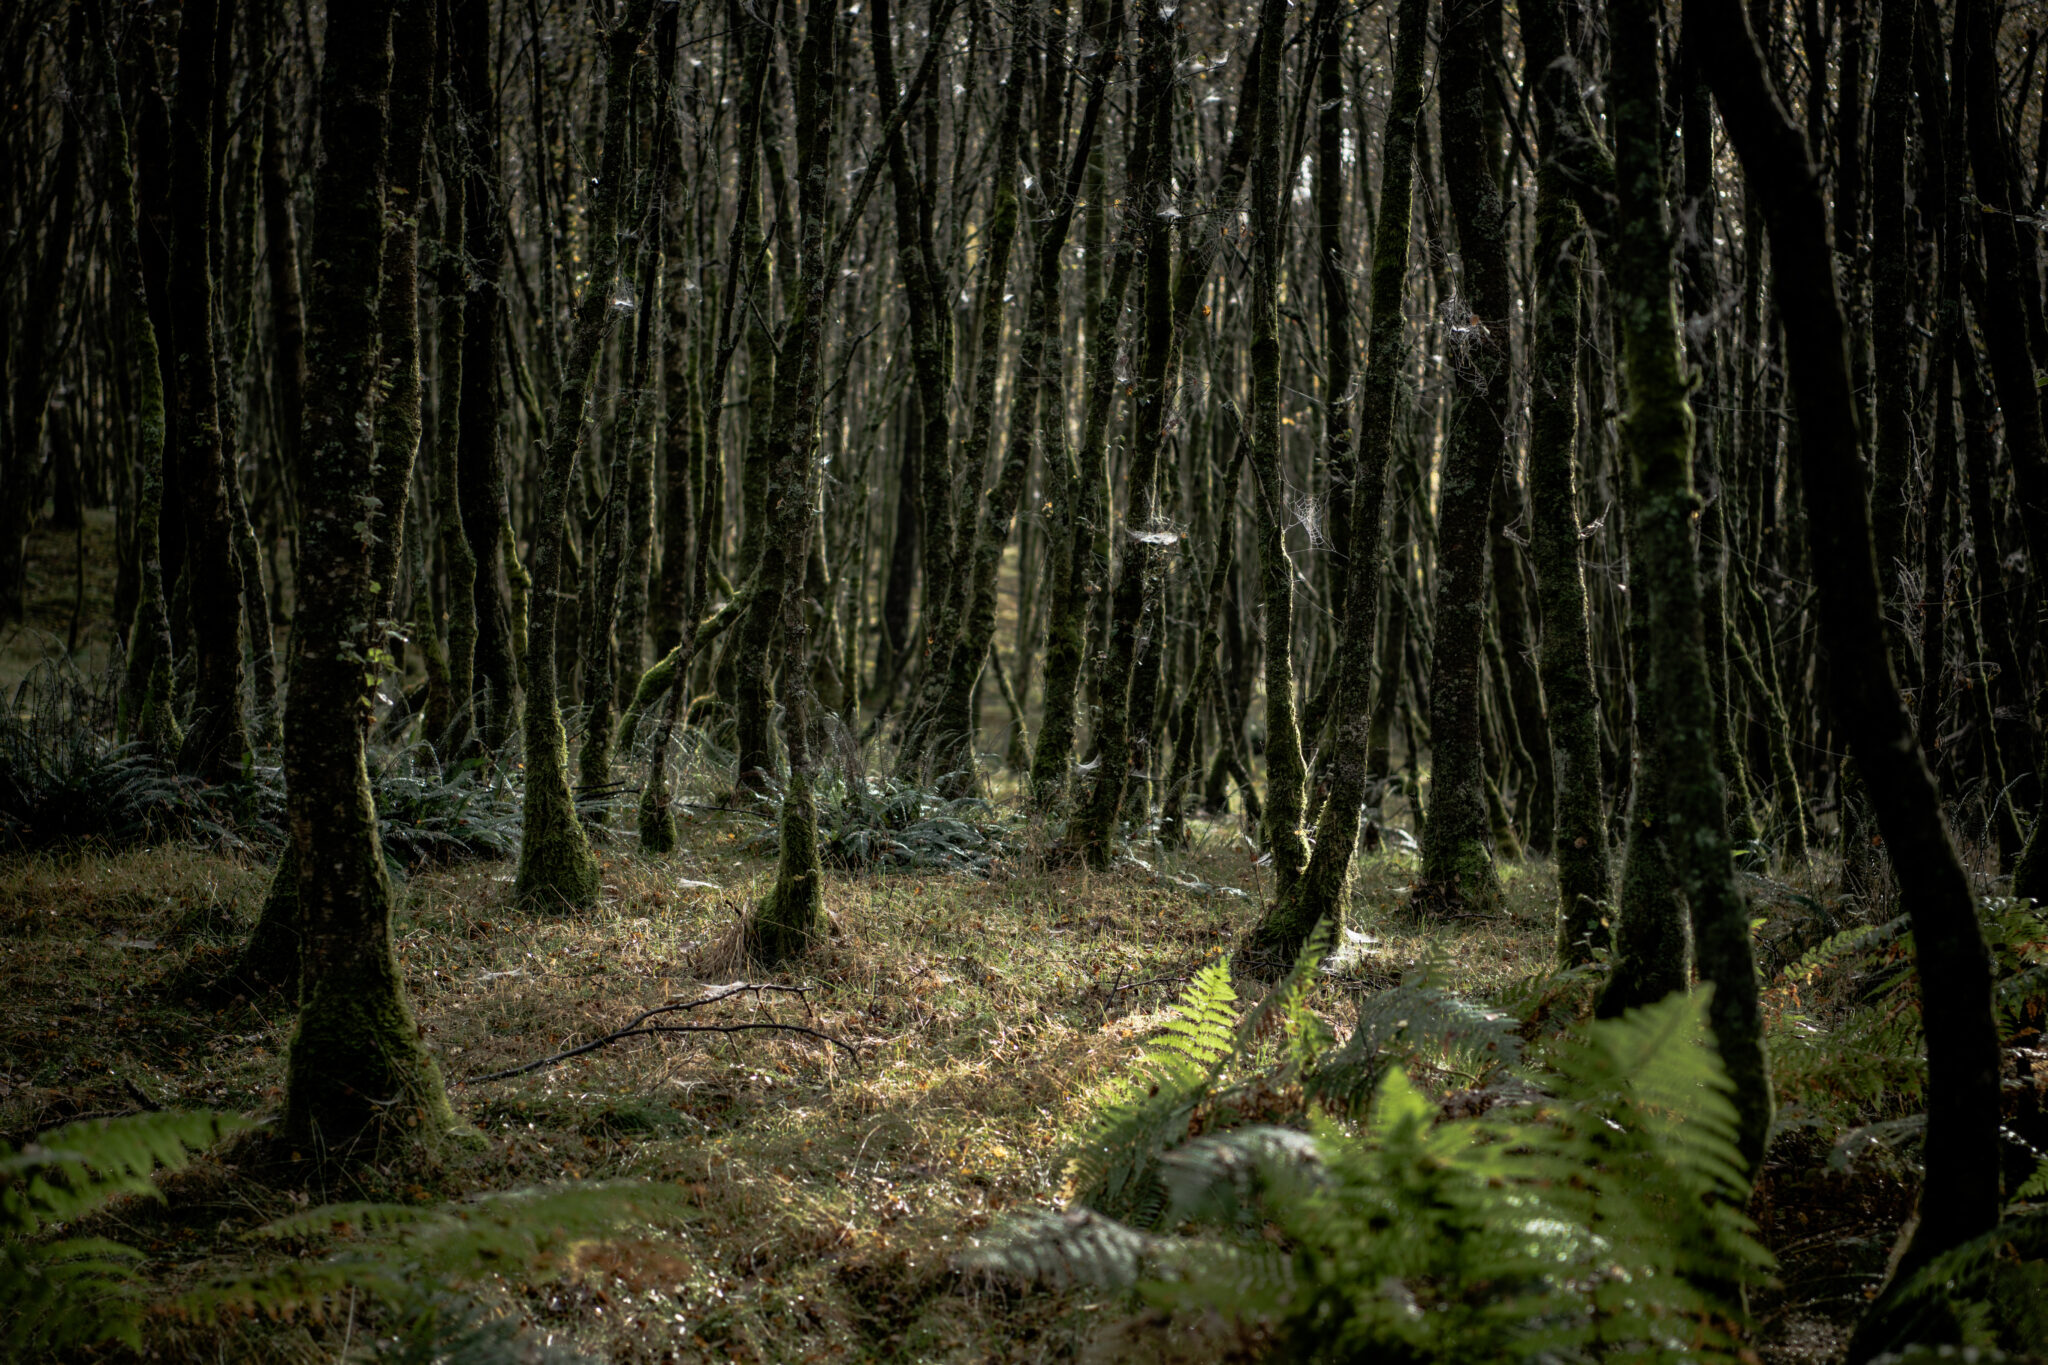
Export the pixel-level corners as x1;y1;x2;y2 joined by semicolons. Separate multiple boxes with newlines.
459;982;856;1084
1107;971;1197;996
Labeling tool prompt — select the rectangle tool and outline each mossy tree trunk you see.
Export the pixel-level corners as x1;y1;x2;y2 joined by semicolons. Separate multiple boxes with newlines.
451;0;518;752
744;0;847;964
933;0;1104;801
430;12;477;757
579;112;668;797
1522;0;1611;964
1031;0;1137;814
917;9;1034;792
898;24;1027;784
1161;437;1248;849
1246;0;1310;894
1599;0;1771;1171
367;3;435;661
1070;0;1176;864
513;0;658;912
282;0;455;1154
744;0;947;958
1241;0;1426;970
1416;0;1511;914
1701;0;2003;1279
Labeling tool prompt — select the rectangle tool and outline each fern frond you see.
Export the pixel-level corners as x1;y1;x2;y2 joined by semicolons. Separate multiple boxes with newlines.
1306;976;1521;1114
1851;1209;2048;1360
0;1110;249;1360
1064;961;1240;1222
185;1180;689;1326
959;1207;1158;1290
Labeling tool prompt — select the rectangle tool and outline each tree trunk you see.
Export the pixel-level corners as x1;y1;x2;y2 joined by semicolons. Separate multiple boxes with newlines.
281;0;455;1154
1240;0;1426;969
452;0;518;751
1070;0;1176;863
513;0;658;911
1524;0;1611;964
1602;0;1770;1171
1247;0;1310;894
169;0;247;781
1416;0;1511;914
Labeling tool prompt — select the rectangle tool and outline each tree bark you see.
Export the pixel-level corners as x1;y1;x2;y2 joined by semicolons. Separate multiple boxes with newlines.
1416;0;1511;913
281;0;456;1153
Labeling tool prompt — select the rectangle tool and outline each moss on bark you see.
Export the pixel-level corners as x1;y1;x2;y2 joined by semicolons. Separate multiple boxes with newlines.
280;0;456;1160
1241;0;1426;973
1415;0;1511;916
513;0;658;908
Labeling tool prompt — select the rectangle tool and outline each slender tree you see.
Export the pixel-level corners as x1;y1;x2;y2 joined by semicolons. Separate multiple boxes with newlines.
1599;0;1770;1169
1699;0;2004;1293
1417;0;1512;913
513;0;659;911
1241;0;1428;968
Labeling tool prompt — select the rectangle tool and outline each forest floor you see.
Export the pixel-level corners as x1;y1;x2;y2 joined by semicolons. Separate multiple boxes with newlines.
0;515;2001;1362
0;817;1944;1364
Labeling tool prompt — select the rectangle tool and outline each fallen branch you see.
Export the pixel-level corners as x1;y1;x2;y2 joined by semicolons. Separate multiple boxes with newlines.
459;982;857;1084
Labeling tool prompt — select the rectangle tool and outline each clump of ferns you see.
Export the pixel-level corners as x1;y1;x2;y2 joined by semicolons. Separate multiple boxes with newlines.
2;1109;679;1363
971;964;1772;1363
744;771;1024;875
1850;1163;2048;1362
0;660;279;853
1765;897;2048;1134
369;740;524;871
1059;936;1527;1229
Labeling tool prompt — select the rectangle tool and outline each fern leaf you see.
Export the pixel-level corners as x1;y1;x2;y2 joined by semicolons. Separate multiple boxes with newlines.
959;1207;1158;1290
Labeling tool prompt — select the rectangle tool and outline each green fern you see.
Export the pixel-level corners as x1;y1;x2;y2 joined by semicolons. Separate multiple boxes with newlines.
1307;968;1522;1113
1064;958;1240;1222
1;1109;253;1359
183;1181;689;1325
1849;1210;2048;1359
973;992;1773;1363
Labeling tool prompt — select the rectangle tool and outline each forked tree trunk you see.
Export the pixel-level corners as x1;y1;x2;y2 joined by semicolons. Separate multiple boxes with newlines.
513;0;658;911
1240;0;1427;970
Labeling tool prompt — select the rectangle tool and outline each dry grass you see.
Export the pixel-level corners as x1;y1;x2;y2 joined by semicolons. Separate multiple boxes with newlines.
0;806;1561;1363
